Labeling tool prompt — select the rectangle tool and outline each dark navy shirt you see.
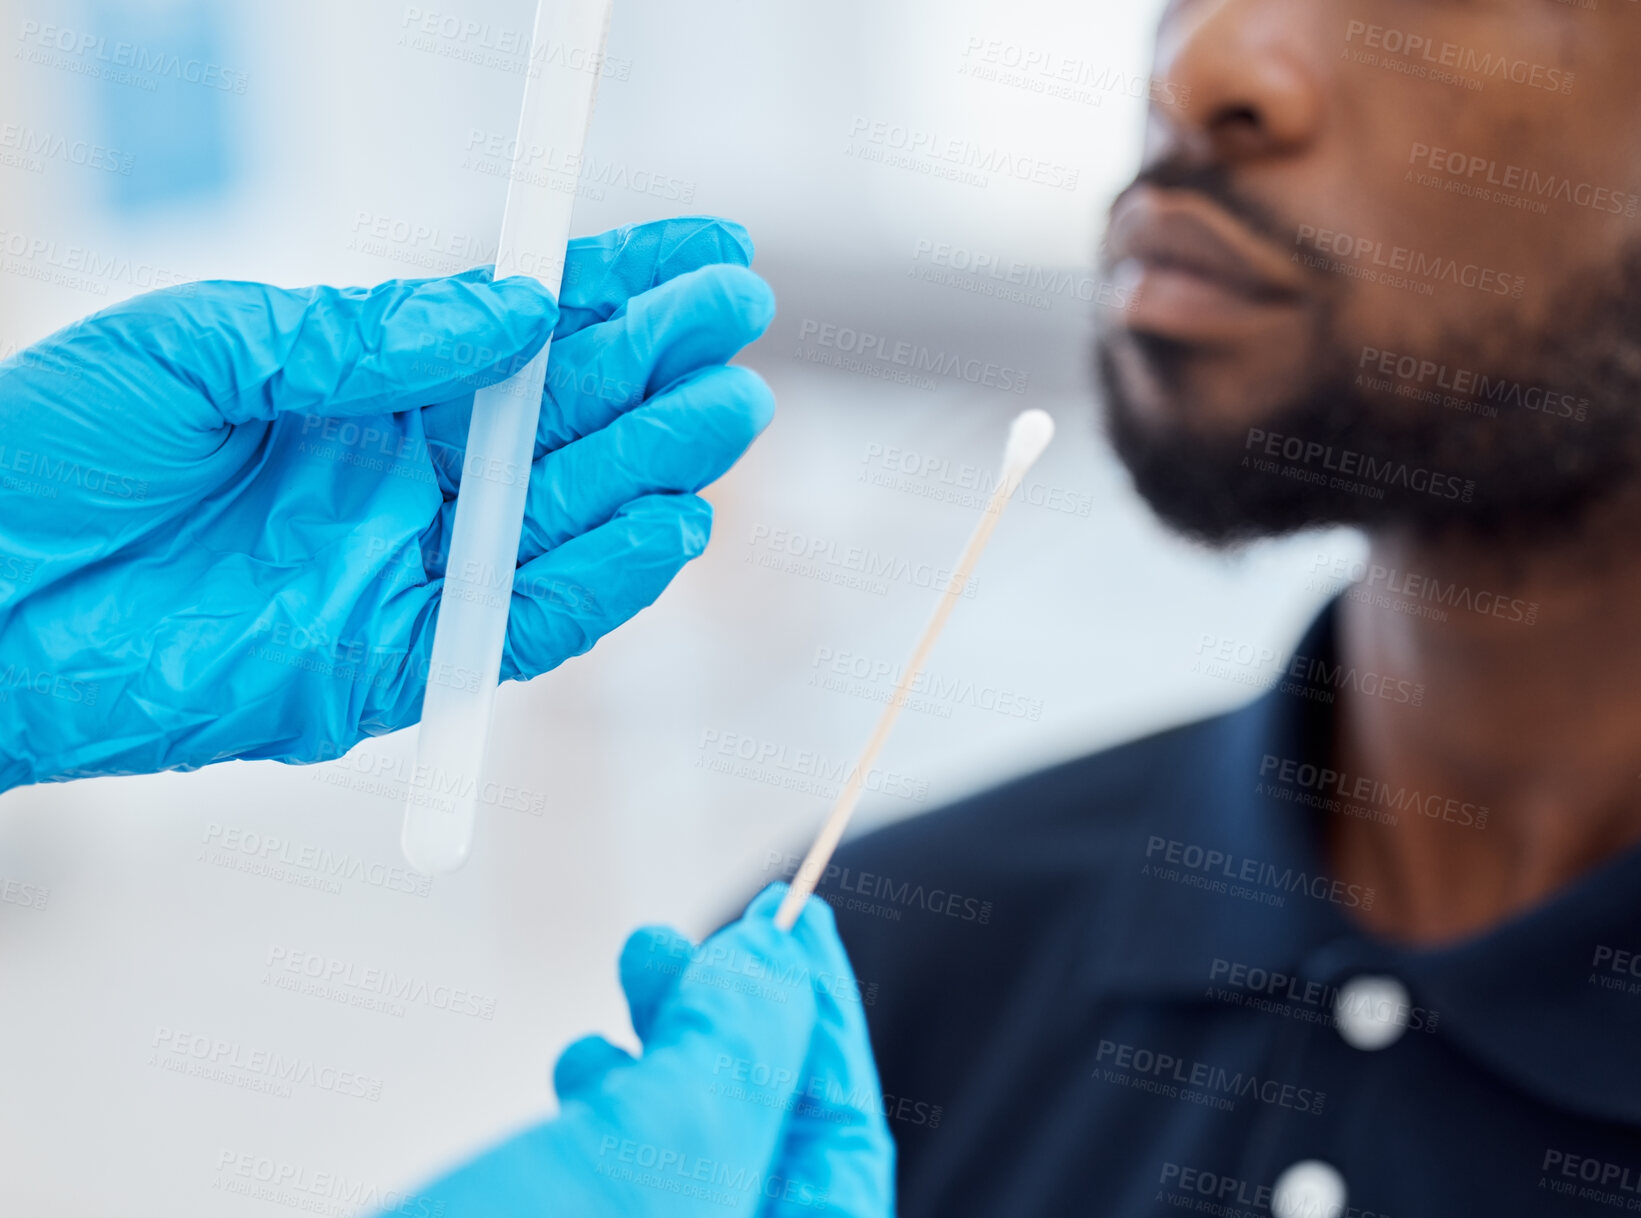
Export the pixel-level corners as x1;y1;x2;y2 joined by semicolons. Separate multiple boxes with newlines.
813;605;1641;1217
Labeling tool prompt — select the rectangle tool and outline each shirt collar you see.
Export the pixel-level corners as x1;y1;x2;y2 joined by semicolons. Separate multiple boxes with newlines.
1083;599;1641;1125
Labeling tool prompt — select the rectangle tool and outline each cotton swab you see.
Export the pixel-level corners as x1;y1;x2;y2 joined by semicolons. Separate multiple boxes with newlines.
772;409;1056;931
402;0;616;876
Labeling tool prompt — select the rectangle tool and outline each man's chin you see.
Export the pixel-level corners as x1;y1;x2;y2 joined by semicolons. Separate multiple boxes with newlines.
1098;319;1360;464
1094;338;1355;547
1093;331;1641;552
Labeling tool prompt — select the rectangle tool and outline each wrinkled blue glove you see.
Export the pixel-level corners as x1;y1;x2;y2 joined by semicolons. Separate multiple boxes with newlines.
408;885;896;1216
0;217;775;791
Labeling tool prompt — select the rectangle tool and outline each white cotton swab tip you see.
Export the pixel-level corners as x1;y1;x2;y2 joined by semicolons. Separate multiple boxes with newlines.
1003;408;1056;479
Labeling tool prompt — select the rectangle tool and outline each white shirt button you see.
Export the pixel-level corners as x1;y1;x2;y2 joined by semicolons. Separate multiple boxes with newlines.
1273;1159;1347;1218
1334;974;1412;1051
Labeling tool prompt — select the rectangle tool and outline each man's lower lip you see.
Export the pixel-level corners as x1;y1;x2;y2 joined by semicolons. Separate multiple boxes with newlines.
1114;265;1302;342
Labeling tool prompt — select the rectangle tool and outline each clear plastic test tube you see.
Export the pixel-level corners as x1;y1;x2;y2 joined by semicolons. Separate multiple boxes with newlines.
401;0;616;875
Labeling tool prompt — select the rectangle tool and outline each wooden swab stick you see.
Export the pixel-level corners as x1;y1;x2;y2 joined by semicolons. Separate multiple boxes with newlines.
773;409;1057;932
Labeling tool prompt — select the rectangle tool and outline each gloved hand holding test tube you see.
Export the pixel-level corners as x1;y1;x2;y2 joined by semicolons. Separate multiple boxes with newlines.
403;0;617;874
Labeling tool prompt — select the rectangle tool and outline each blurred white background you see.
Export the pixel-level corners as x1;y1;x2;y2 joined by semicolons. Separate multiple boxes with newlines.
0;0;1363;1211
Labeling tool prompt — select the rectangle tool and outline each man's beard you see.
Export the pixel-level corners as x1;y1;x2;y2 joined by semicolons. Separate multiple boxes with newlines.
1097;229;1641;552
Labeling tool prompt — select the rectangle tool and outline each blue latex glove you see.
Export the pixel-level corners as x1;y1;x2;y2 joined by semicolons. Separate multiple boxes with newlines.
0;217;775;791
409;885;896;1216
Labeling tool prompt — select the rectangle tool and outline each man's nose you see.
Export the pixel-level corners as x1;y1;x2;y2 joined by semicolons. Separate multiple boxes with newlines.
1152;0;1323;163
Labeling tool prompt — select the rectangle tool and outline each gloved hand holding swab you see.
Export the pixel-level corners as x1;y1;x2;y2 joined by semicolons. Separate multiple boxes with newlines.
402;0;616;875
773;408;1056;931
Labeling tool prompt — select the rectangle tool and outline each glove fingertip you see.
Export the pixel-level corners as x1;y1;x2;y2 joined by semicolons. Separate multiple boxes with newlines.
619;924;692;991
730;366;777;434
552;1034;633;1101
753;883;850;973
795;890;841;937
615;493;713;561
681;498;713;559
662;215;756;268
706;264;776;338
502;496;713;681
744;882;790;920
741;883;839;949
747;275;777;334
620;923;692;964
712;217;755;264
488;274;563;331
618;924;693;1043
